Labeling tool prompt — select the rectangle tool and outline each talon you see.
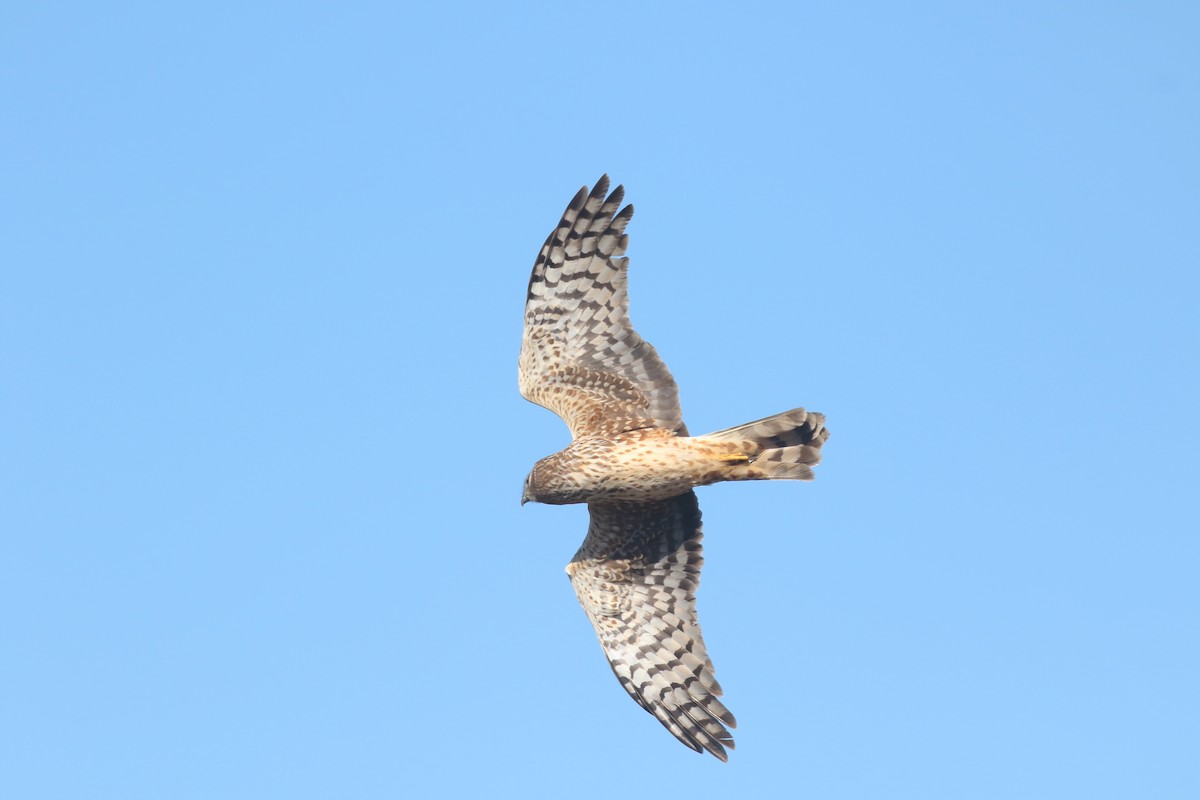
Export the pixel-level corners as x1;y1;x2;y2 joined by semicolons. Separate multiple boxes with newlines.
715;453;750;464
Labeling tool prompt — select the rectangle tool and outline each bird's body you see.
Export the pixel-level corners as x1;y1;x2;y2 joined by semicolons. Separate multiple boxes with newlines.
518;176;829;760
524;429;739;505
525;418;825;505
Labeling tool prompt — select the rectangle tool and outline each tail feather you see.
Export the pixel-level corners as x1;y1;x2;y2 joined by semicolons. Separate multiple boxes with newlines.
702;408;828;482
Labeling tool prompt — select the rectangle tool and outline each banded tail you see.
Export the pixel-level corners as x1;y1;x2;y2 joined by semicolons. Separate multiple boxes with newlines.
701;408;828;481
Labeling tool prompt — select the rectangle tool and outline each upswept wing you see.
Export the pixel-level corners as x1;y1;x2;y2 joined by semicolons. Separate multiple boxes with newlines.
566;491;735;760
519;176;685;439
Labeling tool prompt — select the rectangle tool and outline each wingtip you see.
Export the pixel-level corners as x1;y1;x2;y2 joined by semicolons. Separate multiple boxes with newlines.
591;174;611;200
704;738;732;762
567;184;588;210
586;174;632;216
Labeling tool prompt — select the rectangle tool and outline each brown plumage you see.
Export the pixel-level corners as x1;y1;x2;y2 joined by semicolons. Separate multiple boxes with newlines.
519;176;829;761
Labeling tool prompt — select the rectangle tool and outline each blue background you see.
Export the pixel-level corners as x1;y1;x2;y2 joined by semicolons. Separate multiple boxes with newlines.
3;2;1197;797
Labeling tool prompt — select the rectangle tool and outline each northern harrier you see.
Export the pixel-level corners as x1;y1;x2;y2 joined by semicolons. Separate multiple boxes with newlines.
519;176;829;761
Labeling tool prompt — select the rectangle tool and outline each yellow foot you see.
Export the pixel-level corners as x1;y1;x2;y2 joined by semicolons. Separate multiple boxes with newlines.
715;453;750;464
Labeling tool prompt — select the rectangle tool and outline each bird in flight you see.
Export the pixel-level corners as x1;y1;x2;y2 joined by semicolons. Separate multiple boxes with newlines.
518;176;829;760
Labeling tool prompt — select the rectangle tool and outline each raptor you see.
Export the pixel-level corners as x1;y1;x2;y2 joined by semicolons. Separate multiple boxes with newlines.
519;176;829;760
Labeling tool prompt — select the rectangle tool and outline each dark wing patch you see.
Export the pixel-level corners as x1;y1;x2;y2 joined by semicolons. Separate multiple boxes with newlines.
519;176;685;438
566;491;735;760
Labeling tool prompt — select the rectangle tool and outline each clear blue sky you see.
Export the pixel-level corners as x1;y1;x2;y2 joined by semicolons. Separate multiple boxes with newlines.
2;2;1197;798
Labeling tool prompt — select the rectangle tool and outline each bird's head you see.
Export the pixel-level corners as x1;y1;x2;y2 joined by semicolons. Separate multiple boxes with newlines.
521;453;585;506
520;469;536;506
521;458;552;506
